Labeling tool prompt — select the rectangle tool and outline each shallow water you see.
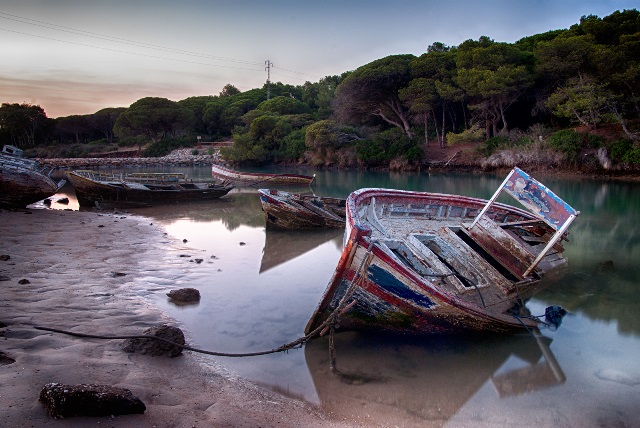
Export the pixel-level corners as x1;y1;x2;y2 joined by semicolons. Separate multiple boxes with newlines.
47;166;640;426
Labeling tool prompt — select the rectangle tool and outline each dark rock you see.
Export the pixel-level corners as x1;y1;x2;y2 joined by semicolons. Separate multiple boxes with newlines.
98;225;105;228
18;279;30;284
111;272;127;277
43;199;51;205
167;288;200;303
194;258;203;264
39;383;146;419
0;254;9;261
122;324;185;357
0;276;9;281
56;197;70;204
239;242;246;246
183;239;188;243
0;351;15;365
179;254;191;258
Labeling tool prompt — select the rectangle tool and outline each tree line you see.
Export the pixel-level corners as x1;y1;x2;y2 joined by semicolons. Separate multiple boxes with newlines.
1;9;638;168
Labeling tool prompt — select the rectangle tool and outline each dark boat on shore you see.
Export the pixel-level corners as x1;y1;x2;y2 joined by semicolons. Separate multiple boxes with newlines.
211;163;315;187
258;189;346;230
0;145;65;208
305;167;579;335
66;170;233;208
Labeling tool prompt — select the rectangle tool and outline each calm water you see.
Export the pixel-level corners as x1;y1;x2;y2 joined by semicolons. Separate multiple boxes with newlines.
47;166;640;427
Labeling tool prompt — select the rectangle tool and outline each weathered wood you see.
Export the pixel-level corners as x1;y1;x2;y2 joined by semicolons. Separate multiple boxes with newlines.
66;170;233;207
306;169;577;335
259;189;345;230
0;148;63;208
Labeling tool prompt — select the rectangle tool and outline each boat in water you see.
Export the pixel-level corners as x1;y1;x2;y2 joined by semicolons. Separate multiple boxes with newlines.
258;189;346;230
211;163;315;187
0;145;65;208
305;167;579;335
66;170;233;208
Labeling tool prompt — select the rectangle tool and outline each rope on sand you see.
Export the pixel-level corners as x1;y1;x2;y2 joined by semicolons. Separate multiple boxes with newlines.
31;244;375;363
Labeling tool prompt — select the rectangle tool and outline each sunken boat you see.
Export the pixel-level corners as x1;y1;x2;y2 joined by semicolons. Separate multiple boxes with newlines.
305;167;579;335
211;163;315;187
66;170;233;208
0;145;65;208
258;189;346;230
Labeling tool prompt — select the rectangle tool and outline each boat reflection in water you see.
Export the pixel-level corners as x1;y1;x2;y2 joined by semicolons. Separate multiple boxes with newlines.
304;331;564;426
260;228;342;273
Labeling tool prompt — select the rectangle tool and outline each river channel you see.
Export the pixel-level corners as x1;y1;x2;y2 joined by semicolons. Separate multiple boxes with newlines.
46;165;640;427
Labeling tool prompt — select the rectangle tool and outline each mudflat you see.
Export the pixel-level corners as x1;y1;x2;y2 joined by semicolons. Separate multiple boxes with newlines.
0;209;347;427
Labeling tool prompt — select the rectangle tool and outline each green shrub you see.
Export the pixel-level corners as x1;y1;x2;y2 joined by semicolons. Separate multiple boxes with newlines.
446;125;485;145
623;147;640;164
356;139;387;165
608;139;633;161
142;138;192;157
547;129;583;160
279;128;307;160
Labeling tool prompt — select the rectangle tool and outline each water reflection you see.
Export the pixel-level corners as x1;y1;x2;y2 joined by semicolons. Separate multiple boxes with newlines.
305;332;564;426
39;166;640;425
261;229;342;273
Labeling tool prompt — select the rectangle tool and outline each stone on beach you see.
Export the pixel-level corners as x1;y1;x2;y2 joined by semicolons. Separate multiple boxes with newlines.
122;324;185;357
167;287;201;303
39;383;146;418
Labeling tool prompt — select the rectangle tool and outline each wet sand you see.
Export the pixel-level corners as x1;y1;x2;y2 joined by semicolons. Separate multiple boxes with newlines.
0;208;348;427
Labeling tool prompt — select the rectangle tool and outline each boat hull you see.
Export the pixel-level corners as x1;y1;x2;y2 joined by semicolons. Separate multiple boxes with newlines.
306;188;569;335
0;155;61;208
258;189;345;230
212;163;314;186
67;171;233;207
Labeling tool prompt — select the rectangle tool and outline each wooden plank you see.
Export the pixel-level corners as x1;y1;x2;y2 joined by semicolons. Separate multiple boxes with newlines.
462;216;536;279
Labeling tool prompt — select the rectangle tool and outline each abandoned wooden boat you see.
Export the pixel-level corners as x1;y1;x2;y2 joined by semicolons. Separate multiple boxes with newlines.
305;167;579;335
211;163;315;187
258;189;346;230
66;170;233;207
0;145;65;208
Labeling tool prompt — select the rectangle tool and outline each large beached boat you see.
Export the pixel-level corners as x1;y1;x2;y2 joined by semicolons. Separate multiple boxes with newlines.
211;163;315;187
0;145;65;208
67;170;233;208
305;167;579;335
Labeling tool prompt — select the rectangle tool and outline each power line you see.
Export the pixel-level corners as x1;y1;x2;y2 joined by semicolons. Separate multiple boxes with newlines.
0;11;328;84
0;27;263;73
0;11;263;66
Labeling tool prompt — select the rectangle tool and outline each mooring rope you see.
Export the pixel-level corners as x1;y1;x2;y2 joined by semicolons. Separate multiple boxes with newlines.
30;241;376;360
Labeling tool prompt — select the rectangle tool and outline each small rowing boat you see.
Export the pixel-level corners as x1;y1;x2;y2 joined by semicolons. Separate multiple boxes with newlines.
305;167;579;335
0;145;65;208
258;189;346;230
211;163;315;186
66;170;233;208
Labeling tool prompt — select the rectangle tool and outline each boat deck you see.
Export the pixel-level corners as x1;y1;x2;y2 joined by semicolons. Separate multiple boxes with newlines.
355;196;564;311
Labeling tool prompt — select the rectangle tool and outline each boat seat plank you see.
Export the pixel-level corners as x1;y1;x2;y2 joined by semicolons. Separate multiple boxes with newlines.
461;216;536;280
432;227;517;295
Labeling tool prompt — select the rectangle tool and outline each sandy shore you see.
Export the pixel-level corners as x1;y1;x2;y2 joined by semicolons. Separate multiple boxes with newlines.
0;208;350;427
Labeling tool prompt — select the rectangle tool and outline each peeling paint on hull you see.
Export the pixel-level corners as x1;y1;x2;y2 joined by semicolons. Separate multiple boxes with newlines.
306;172;577;335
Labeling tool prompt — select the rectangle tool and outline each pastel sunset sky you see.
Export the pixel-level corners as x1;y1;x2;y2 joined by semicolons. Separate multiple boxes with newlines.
1;0;636;118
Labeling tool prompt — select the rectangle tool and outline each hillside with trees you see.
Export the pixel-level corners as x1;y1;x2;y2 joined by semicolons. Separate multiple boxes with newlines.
1;9;639;174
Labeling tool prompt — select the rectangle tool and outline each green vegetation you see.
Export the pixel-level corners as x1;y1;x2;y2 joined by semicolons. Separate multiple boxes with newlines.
1;9;639;172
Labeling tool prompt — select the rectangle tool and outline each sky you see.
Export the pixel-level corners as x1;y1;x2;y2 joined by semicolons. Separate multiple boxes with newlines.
0;0;637;118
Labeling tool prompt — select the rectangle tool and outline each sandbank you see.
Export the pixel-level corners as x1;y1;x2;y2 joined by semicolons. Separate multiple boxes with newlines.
0;208;349;427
